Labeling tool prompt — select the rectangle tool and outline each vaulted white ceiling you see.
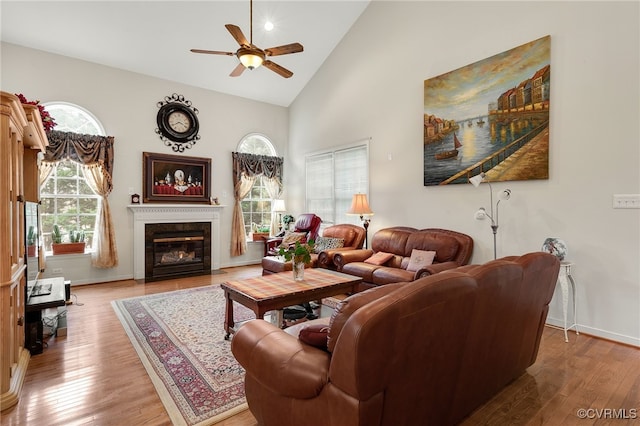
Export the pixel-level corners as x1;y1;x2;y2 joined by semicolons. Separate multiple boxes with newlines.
1;1;370;107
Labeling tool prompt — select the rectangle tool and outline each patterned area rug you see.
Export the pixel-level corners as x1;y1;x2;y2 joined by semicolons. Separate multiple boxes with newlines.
112;285;255;426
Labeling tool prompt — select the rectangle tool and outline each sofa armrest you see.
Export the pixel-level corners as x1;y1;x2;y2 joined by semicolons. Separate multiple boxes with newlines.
317;247;357;269
333;249;374;271
264;237;283;256
231;319;331;398
416;261;461;278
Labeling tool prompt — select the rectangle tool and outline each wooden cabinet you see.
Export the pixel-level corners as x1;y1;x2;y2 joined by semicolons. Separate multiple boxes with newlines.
0;92;47;411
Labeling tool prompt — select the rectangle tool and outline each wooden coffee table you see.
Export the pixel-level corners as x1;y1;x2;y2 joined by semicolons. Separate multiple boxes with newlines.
221;268;361;339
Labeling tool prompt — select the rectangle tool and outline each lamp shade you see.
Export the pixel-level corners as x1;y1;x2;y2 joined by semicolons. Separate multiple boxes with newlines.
469;172;486;187
347;194;373;216
272;199;286;212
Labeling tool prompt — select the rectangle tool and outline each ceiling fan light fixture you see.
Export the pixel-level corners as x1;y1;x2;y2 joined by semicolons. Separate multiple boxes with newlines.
238;48;265;69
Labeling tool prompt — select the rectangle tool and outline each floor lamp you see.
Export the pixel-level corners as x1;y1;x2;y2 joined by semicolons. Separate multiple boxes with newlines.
469;172;511;259
347;193;374;249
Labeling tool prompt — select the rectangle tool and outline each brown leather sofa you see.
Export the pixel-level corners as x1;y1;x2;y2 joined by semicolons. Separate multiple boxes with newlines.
262;224;366;275
231;252;561;426
333;227;473;290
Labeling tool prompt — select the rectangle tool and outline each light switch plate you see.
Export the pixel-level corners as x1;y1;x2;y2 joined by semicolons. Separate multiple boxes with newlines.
613;194;640;209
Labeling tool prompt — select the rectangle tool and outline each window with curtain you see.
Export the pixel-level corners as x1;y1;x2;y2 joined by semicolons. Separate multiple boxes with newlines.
40;102;118;268
237;133;278;236
306;141;370;225
40;103;104;252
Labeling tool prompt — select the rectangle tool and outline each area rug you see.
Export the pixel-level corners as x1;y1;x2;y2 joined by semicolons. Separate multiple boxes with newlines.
112;285;255;426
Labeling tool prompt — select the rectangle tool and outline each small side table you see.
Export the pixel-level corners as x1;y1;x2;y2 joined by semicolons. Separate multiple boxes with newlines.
558;261;579;342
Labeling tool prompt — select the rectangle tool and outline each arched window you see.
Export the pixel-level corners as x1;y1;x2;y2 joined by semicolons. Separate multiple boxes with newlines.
40;102;104;252
237;133;278;236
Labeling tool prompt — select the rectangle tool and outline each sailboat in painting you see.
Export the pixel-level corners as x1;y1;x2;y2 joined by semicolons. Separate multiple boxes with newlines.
434;132;462;160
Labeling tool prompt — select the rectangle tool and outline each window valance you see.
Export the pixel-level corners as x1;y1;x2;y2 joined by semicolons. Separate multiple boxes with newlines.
232;152;283;181
44;130;115;189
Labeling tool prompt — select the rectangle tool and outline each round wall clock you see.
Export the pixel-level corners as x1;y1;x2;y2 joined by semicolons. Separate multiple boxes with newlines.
155;93;200;152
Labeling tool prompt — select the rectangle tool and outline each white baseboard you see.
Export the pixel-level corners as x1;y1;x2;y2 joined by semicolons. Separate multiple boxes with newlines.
546;317;639;347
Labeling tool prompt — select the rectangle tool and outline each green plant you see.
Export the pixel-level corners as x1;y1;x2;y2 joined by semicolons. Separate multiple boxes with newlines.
252;223;270;233
282;214;295;225
27;225;36;246
278;239;315;264
69;229;85;243
52;224;63;244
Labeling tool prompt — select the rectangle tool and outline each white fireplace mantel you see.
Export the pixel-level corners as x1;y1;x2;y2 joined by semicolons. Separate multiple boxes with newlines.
128;204;224;280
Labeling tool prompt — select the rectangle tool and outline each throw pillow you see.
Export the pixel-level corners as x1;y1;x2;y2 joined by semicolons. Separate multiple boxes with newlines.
298;323;330;350
364;251;394;265
406;249;436;272
279;231;306;248
313;236;345;254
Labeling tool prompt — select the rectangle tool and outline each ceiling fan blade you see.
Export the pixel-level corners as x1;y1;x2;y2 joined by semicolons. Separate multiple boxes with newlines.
264;43;304;57
263;60;293;78
230;62;246;77
225;24;250;47
190;49;234;56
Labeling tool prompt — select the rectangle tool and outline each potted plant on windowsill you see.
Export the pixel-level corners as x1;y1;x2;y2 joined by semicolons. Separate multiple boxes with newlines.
52;225;86;255
27;225;37;257
251;223;271;241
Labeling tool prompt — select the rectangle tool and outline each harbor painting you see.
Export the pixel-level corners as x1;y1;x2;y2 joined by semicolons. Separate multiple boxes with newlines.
424;35;550;186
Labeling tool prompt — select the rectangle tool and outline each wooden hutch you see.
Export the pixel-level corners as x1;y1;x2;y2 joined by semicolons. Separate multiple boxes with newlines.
0;91;48;410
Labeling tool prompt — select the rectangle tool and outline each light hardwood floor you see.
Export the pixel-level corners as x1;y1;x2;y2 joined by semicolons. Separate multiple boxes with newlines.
1;265;638;425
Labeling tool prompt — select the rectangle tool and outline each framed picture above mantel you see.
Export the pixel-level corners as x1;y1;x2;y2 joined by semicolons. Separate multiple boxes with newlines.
143;152;211;203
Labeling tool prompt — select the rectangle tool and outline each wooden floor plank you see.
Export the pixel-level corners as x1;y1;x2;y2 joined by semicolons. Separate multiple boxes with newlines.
1;266;638;425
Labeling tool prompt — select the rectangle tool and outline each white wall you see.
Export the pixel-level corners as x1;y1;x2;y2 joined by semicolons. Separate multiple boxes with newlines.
289;1;640;345
1;42;288;282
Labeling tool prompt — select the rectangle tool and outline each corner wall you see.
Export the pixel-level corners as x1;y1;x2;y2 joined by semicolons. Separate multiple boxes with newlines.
288;1;640;345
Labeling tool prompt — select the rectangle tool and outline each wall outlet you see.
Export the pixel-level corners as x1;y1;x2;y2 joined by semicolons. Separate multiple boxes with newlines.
613;194;640;209
52;268;63;274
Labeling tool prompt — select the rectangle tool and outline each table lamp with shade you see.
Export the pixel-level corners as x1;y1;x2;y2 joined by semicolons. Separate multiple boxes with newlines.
272;199;286;235
347;193;374;249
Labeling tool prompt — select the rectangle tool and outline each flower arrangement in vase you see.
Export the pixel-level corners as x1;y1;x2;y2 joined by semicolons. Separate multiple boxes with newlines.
282;214;295;231
278;240;315;281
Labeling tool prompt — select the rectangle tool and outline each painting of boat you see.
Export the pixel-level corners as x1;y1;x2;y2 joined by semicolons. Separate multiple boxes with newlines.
434;132;462;160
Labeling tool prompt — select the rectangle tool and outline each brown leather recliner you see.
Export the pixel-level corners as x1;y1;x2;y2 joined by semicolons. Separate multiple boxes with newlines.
264;213;322;256
261;223;366;274
230;252;560;426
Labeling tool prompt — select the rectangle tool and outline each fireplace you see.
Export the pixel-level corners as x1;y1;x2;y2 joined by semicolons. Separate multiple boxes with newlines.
145;222;211;281
128;204;224;281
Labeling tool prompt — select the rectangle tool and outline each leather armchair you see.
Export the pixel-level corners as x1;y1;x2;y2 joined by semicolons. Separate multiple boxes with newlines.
316;224;366;269
264;213;322;256
261;223;365;275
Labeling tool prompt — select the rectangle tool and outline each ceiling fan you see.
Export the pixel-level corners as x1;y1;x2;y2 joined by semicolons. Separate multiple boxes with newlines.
190;0;303;78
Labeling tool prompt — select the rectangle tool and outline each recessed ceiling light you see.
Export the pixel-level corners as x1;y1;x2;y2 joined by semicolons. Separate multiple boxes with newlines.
264;21;274;31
